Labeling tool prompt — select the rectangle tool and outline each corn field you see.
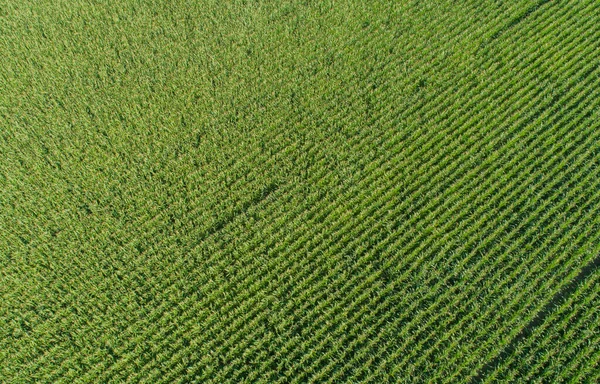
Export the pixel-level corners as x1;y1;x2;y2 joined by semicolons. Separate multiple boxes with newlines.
1;0;599;382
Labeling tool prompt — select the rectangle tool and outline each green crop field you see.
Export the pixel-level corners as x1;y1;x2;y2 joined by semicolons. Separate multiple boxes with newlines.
1;0;599;382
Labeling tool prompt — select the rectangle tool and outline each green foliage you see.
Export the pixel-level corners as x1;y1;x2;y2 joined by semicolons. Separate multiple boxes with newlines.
1;0;599;382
